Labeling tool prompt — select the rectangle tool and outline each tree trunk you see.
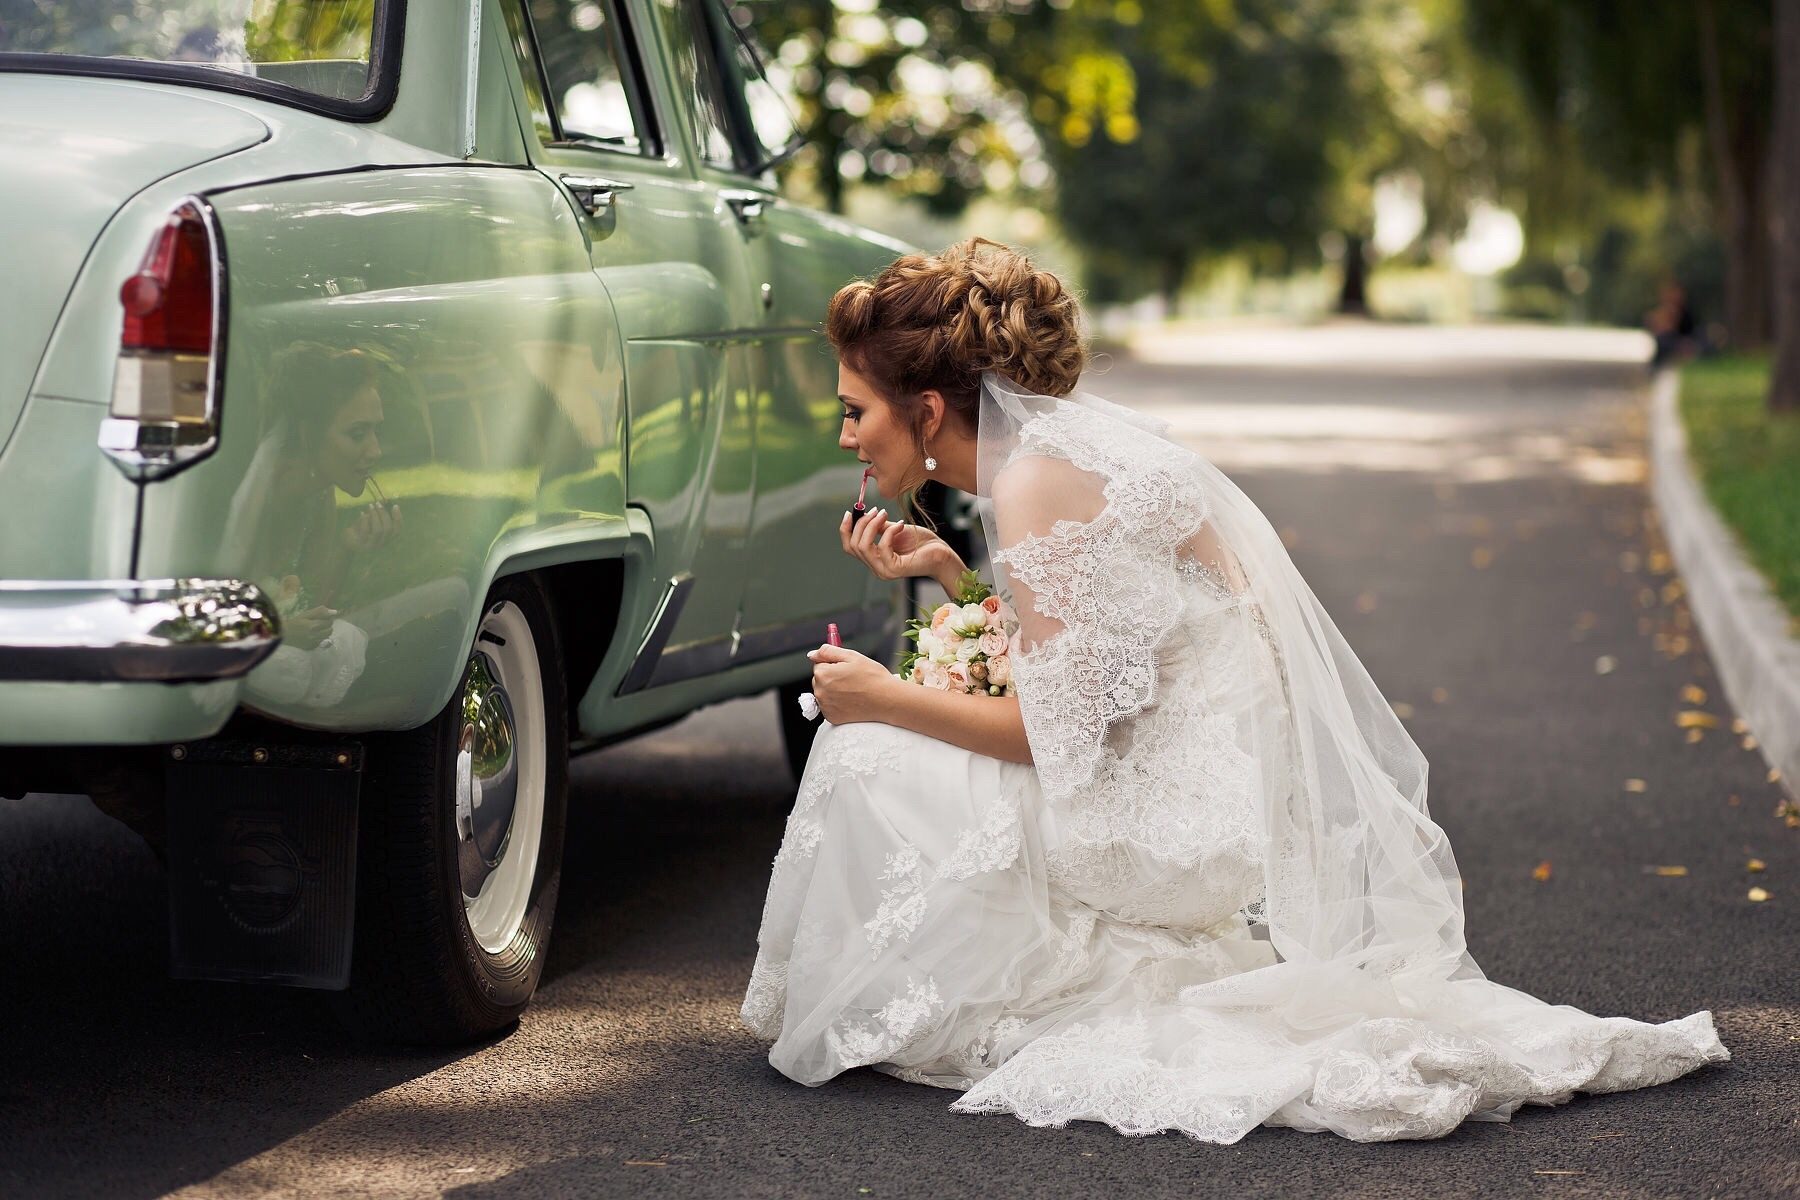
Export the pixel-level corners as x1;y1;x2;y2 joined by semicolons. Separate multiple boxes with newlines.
1773;0;1800;411
1698;0;1774;348
1158;254;1187;317
1337;233;1370;316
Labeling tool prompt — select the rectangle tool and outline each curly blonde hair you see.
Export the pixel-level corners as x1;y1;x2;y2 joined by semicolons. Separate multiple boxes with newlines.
826;236;1087;436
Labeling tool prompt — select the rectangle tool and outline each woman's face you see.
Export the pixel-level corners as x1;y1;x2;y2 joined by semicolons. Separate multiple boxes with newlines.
315;384;384;497
837;363;919;497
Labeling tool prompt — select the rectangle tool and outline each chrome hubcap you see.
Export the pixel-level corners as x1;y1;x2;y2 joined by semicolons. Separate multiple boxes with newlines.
455;651;518;897
454;601;546;954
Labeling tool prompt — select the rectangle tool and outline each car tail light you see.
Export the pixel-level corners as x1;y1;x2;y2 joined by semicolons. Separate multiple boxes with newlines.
100;198;225;481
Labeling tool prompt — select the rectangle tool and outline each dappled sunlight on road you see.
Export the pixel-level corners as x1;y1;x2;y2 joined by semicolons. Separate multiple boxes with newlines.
1128;322;1653;370
1108;324;1652;483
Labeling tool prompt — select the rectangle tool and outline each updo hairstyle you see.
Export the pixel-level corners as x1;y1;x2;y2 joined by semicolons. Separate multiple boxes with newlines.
825;236;1087;467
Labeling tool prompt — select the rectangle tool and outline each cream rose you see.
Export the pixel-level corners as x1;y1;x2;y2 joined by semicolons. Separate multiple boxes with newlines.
945;662;971;692
954;603;989;636
956;637;982;663
978;628;1008;657
919;661;951;690
986;654;1011;686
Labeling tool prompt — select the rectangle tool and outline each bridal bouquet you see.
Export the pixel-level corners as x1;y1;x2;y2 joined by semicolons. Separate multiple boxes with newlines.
897;570;1020;697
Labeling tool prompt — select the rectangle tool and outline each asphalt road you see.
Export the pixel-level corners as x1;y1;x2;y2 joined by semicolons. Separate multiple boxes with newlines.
3;325;1795;1198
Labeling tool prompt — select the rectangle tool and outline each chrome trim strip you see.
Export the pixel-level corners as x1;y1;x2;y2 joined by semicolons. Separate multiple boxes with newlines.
615;572;694;695
638;602;896;691
0;579;281;683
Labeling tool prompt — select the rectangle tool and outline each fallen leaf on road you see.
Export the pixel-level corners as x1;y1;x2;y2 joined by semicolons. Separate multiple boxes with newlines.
1645;865;1689;877
1431;687;1450;703
1742;734;1759;750
1623;779;1648;793
1356;591;1378;612
1637;587;1657;608
1732;717;1749;734
1647;550;1672;574
1392;701;1415;718
1770;768;1784;784
1470;547;1494;569
1660;580;1685;604
1747;858;1766;873
1675;710;1719;729
1748;887;1772;902
1681;684;1708;704
1685;728;1705;744
1728;793;1741;806
1533;860;1553;882
1619;551;1642;573
1576;611;1599;630
1594;655;1618;675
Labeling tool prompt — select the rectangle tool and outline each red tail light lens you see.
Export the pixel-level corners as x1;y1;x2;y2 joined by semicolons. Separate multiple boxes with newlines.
101;197;224;481
120;203;214;354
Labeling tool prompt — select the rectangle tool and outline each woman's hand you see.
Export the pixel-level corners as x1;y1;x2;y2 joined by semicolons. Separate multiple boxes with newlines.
284;604;339;650
839;508;965;586
806;643;898;725
342;501;401;553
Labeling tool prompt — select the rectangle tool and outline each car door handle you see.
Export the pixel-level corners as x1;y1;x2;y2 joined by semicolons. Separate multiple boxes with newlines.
560;174;635;216
720;188;769;225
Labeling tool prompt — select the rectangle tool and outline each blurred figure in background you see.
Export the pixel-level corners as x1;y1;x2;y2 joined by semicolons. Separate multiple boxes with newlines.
1648;279;1705;367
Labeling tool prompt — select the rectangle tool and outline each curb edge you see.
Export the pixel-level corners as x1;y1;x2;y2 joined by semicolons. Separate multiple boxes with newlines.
1648;367;1799;801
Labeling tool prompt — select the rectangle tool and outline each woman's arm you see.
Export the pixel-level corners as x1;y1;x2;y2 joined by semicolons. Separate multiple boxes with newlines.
882;683;1033;765
807;644;1031;763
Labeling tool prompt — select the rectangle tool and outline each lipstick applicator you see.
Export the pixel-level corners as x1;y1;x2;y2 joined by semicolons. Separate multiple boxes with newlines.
853;467;871;514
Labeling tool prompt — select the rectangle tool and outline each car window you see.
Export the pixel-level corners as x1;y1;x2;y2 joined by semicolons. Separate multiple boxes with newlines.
653;0;742;170
504;0;655;154
0;0;397;114
712;1;801;169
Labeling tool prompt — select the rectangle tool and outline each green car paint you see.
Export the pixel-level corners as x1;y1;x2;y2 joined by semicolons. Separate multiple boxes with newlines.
0;0;909;749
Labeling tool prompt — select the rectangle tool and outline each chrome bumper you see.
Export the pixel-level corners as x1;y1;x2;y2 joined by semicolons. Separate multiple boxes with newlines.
0;580;281;683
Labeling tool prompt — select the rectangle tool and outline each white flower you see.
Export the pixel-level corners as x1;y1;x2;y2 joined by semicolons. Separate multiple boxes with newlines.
954;603;989;636
919;661;951;690
986;654;1011;686
978;628;1008;657
797;691;820;721
955;637;982;663
917;630;945;661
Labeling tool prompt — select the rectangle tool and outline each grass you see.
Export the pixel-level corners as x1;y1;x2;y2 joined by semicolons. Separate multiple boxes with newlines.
1678;353;1800;625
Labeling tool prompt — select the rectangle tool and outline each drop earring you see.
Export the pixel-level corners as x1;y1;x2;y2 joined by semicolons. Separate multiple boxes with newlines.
924;446;938;472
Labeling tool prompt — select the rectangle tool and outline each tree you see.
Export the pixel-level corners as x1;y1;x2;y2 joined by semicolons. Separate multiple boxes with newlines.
1050;4;1356;311
1466;0;1776;350
1774;0;1800;411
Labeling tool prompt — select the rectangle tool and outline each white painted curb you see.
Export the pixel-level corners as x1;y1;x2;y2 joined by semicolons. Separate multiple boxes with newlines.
1649;368;1800;798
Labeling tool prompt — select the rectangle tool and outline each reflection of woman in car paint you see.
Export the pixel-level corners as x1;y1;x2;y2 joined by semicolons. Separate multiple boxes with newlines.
269;345;400;647
227;343;400;707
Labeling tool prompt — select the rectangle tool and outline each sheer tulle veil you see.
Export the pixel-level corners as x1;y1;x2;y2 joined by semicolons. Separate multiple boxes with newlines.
971;368;1485;1013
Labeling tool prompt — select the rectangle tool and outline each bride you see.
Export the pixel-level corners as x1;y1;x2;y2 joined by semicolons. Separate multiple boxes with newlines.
740;238;1728;1143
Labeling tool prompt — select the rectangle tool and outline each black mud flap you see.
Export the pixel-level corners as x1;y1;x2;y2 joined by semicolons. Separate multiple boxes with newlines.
165;739;363;989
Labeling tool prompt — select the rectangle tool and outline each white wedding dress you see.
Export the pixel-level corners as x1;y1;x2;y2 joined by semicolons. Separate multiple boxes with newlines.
741;374;1727;1143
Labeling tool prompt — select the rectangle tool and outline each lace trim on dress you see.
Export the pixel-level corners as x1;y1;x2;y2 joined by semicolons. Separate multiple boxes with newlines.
990;407;1224;815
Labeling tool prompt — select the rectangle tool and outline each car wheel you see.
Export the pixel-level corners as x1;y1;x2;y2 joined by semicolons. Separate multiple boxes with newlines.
331;575;568;1045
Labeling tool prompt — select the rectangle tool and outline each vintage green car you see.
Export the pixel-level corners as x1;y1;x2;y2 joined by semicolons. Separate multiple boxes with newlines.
0;0;906;1042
